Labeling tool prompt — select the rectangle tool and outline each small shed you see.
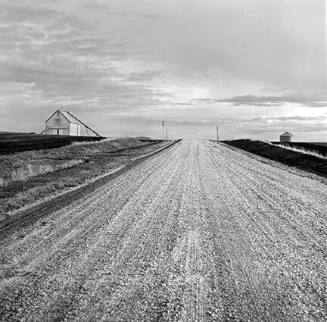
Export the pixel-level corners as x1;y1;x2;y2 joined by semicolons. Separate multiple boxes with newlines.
43;109;101;137
280;131;294;143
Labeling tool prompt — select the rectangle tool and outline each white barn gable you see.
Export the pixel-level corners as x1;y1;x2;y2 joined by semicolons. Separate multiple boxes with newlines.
43;109;101;137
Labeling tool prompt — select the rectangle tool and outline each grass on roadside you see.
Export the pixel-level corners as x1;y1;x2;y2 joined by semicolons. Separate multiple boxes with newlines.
0;139;169;221
271;142;327;157
270;143;327;159
0;137;146;187
0;160;119;220
222;139;327;179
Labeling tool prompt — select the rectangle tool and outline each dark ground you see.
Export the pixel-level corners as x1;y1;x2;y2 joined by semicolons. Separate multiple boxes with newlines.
223;139;327;179
0;132;103;154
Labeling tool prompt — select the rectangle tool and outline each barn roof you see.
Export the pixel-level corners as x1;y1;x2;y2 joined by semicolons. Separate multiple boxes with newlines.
59;110;81;124
44;108;102;137
45;109;81;124
280;131;294;137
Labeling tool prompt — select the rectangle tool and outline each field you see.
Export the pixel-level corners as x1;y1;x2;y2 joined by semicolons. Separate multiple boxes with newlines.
0;140;326;321
223;139;327;178
0;137;170;221
0;132;104;154
271;142;327;157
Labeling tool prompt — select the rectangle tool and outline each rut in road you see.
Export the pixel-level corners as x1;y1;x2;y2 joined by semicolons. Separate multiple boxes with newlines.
0;140;326;321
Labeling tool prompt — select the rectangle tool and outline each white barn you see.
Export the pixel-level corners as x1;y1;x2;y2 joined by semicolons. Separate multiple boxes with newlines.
43;109;101;137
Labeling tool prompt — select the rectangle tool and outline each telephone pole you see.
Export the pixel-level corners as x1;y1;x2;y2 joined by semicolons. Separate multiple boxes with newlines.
166;128;168;140
216;125;219;141
162;121;165;140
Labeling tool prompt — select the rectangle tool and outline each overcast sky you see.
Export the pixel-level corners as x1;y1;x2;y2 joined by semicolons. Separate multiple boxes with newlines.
0;0;326;140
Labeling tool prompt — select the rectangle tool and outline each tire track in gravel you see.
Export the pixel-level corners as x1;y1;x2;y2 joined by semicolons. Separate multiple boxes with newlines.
201;141;327;321
0;140;326;321
0;142;184;321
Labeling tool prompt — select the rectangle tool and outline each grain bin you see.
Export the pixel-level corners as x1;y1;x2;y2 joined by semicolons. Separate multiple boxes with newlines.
280;132;294;143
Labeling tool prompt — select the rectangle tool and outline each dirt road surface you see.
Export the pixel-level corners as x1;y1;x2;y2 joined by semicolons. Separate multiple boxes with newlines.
0;140;326;321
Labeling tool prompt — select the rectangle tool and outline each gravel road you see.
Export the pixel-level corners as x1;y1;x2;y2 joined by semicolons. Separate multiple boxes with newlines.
0;140;326;321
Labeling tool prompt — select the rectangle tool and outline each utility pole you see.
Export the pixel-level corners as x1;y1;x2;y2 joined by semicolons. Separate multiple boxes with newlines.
216;125;219;141
162;121;165;140
166;128;168;140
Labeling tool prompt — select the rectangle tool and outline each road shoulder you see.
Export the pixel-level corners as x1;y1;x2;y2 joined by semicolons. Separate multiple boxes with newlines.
0;140;181;239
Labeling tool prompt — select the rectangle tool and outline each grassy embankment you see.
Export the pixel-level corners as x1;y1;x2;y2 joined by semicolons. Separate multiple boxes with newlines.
272;142;327;158
0;137;168;221
0;132;103;154
222;139;327;179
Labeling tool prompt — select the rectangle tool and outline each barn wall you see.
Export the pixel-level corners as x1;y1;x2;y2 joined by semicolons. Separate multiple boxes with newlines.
45;129;58;135
45;128;70;135
280;136;292;143
46;111;70;135
79;125;89;136
69;123;81;136
43;110;92;136
61;128;70;135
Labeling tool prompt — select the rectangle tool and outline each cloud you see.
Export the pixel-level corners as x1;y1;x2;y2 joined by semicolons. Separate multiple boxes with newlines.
1;2;60;23
102;8;173;20
194;94;327;108
0;0;326;140
245;123;327;135
78;1;173;20
0;0;170;113
266;115;327;122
